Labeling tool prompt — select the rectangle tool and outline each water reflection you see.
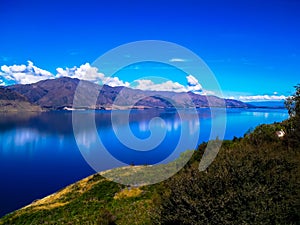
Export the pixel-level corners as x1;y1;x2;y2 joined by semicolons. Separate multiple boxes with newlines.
72;109;203;171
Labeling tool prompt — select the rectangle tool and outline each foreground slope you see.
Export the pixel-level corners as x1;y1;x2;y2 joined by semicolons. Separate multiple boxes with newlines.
0;169;156;225
153;122;300;224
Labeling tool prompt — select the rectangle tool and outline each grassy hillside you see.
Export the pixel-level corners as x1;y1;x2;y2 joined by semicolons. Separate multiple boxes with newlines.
153;122;300;224
0;170;157;225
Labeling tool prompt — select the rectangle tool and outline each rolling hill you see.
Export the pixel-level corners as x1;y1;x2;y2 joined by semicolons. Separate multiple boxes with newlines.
5;77;251;110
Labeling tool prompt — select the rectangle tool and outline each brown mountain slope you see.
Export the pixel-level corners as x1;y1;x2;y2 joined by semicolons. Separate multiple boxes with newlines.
7;77;251;110
0;87;42;112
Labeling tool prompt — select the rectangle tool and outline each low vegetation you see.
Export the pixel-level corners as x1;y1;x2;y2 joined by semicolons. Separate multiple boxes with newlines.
0;85;299;224
152;126;299;224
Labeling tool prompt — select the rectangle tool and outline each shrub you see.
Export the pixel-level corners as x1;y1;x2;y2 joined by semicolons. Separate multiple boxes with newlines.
152;136;299;224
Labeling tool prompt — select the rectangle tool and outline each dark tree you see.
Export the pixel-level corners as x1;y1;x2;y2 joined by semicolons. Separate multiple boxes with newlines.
285;84;300;117
285;84;300;147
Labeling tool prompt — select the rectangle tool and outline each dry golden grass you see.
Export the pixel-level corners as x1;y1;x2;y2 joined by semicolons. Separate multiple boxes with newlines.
114;187;143;200
100;165;146;177
17;173;104;215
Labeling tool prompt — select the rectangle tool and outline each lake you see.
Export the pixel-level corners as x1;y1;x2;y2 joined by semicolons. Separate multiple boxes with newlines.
0;108;288;217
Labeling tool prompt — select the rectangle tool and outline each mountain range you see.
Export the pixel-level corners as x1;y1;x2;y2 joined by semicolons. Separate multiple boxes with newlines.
0;77;251;111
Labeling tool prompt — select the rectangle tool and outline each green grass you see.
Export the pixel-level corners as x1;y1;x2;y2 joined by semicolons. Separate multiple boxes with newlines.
0;173;156;225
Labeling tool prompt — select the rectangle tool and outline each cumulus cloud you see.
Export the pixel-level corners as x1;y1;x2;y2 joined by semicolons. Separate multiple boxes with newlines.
186;75;198;86
133;74;204;93
201;90;216;96
186;74;202;92
134;79;187;92
0;61;130;87
0;61;54;85
238;95;286;101
169;58;186;62
56;63;104;81
56;63;130;87
103;77;130;87
1;64;26;73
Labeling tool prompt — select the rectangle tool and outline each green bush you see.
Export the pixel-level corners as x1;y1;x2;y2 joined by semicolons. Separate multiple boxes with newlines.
152;129;300;224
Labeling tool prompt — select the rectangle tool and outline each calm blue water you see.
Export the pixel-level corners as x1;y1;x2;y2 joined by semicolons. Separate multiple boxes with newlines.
0;108;288;217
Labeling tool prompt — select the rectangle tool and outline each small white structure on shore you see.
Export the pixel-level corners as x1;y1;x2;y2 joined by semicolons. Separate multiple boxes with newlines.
276;129;285;138
63;107;75;111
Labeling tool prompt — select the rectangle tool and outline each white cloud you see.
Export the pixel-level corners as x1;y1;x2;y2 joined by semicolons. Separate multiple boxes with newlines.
0;61;54;85
0;79;5;86
133;74;204;93
186;75;199;86
227;96;235;100
27;61;53;77
186;74;202;92
1;64;26;73
103;76;130;87
0;61;129;87
238;95;286;101
56;63;129;87
56;63;104;82
169;58;186;62
201;90;215;96
134;79;187;92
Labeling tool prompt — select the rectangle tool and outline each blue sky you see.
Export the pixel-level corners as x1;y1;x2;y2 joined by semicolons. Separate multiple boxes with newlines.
0;0;299;100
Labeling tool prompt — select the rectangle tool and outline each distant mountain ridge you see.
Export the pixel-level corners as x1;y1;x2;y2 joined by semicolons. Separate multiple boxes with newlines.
247;101;285;109
4;77;251;110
